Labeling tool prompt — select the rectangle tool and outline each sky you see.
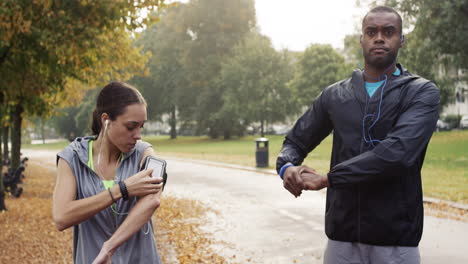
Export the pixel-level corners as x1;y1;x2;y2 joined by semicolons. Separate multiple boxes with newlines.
166;0;370;51
255;0;369;51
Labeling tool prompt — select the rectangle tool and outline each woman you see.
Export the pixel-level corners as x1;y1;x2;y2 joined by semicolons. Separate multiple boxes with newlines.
53;82;164;263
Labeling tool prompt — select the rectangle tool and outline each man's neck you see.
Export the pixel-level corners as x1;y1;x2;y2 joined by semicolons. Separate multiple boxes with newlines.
363;63;397;83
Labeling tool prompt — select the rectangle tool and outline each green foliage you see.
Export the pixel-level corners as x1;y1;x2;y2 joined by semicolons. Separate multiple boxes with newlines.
52;107;81;141
134;0;258;139
0;0;165;169
289;44;351;107
442;114;462;129
397;0;468;107
0;0;166;120
182;0;256;138
357;0;468;107
218;33;295;137
50;87;99;139
397;0;468;74
343;34;363;69
376;0;468;107
133;3;191;137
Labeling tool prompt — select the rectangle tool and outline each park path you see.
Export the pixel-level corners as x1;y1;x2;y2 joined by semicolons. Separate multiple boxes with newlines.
24;149;468;264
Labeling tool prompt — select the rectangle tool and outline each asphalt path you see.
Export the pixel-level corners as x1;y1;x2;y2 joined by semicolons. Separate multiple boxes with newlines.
24;149;468;264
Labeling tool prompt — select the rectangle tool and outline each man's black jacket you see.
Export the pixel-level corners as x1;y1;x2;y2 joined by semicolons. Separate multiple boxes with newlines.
277;65;440;246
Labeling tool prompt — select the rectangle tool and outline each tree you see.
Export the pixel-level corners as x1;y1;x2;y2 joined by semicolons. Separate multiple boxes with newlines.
0;0;165;211
50;87;100;140
343;34;363;69
0;0;164;171
182;0;256;138
134;3;191;139
289;44;351;108
218;33;295;138
356;0;468;107
396;0;468;108
0;90;5;211
396;0;468;73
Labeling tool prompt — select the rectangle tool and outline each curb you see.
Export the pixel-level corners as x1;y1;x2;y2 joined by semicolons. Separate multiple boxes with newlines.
165;156;468;211
422;197;468;211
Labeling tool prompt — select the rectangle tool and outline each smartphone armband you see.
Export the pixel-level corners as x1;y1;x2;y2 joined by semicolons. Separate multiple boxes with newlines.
141;156;168;188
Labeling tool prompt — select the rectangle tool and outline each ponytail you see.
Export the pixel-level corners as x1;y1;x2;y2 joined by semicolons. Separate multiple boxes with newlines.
91;109;101;135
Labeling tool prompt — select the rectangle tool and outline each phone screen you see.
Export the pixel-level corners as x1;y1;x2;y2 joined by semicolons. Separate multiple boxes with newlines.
147;159;164;178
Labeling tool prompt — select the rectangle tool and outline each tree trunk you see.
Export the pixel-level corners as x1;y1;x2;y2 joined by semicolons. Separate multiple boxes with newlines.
10;104;23;170
0;126;2;165
0;124;5;211
0;183;6;211
0;159;6;211
169;104;177;139
260;119;265;138
2;125;9;163
223;129;231;140
41;119;46;144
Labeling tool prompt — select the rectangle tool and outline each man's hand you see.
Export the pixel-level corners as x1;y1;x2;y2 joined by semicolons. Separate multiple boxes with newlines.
283;165;317;197
301;172;329;191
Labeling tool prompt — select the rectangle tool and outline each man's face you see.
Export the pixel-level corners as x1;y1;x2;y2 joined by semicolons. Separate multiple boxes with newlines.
361;11;403;70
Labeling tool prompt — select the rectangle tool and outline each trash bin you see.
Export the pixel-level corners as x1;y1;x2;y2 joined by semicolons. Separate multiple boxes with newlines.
255;137;269;168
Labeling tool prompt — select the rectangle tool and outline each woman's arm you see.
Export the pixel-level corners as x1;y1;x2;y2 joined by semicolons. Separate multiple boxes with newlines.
52;157;161;231
93;191;161;263
93;147;163;263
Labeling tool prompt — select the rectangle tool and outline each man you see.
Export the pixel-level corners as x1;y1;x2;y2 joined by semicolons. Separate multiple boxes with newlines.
277;6;439;264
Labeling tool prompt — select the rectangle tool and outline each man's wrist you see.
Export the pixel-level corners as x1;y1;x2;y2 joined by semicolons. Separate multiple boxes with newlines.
279;163;294;180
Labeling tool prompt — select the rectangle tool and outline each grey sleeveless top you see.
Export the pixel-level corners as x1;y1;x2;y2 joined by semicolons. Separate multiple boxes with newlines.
57;136;162;264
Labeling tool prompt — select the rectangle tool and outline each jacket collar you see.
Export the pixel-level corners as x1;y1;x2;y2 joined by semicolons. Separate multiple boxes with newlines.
350;63;419;103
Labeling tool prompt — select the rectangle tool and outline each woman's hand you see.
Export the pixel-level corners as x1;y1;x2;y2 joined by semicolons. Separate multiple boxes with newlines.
92;243;113;264
123;169;163;198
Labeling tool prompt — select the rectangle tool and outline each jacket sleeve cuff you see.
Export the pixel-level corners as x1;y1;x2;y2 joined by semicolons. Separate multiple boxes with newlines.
327;172;335;188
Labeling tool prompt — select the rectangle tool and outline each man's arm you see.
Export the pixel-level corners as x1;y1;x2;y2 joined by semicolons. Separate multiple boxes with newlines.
277;91;333;196
328;82;440;187
276;91;333;173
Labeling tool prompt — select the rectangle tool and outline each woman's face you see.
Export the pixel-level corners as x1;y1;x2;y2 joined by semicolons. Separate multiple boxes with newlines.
106;103;147;153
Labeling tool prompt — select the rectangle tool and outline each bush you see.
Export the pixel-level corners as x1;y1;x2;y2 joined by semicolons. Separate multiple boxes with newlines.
442;114;461;129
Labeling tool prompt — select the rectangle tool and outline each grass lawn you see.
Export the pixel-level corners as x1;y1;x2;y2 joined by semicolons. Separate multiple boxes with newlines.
23;130;468;203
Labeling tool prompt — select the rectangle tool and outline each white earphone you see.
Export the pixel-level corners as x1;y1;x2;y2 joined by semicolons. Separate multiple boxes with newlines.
97;119;110;166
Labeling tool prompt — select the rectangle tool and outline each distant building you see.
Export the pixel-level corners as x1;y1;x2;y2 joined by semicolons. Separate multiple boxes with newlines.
443;83;468;116
442;68;468;116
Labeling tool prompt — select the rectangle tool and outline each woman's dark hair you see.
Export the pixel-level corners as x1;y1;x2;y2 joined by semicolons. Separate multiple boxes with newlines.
91;81;147;135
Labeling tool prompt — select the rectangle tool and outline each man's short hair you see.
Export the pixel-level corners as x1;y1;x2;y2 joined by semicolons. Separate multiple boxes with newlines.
362;6;403;34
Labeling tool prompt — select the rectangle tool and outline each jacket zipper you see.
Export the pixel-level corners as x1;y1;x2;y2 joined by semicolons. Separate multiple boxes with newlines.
357;92;370;243
357;94;369;243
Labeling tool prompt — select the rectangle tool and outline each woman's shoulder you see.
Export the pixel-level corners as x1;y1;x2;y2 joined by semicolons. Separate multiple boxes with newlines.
135;140;152;154
56;136;95;166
